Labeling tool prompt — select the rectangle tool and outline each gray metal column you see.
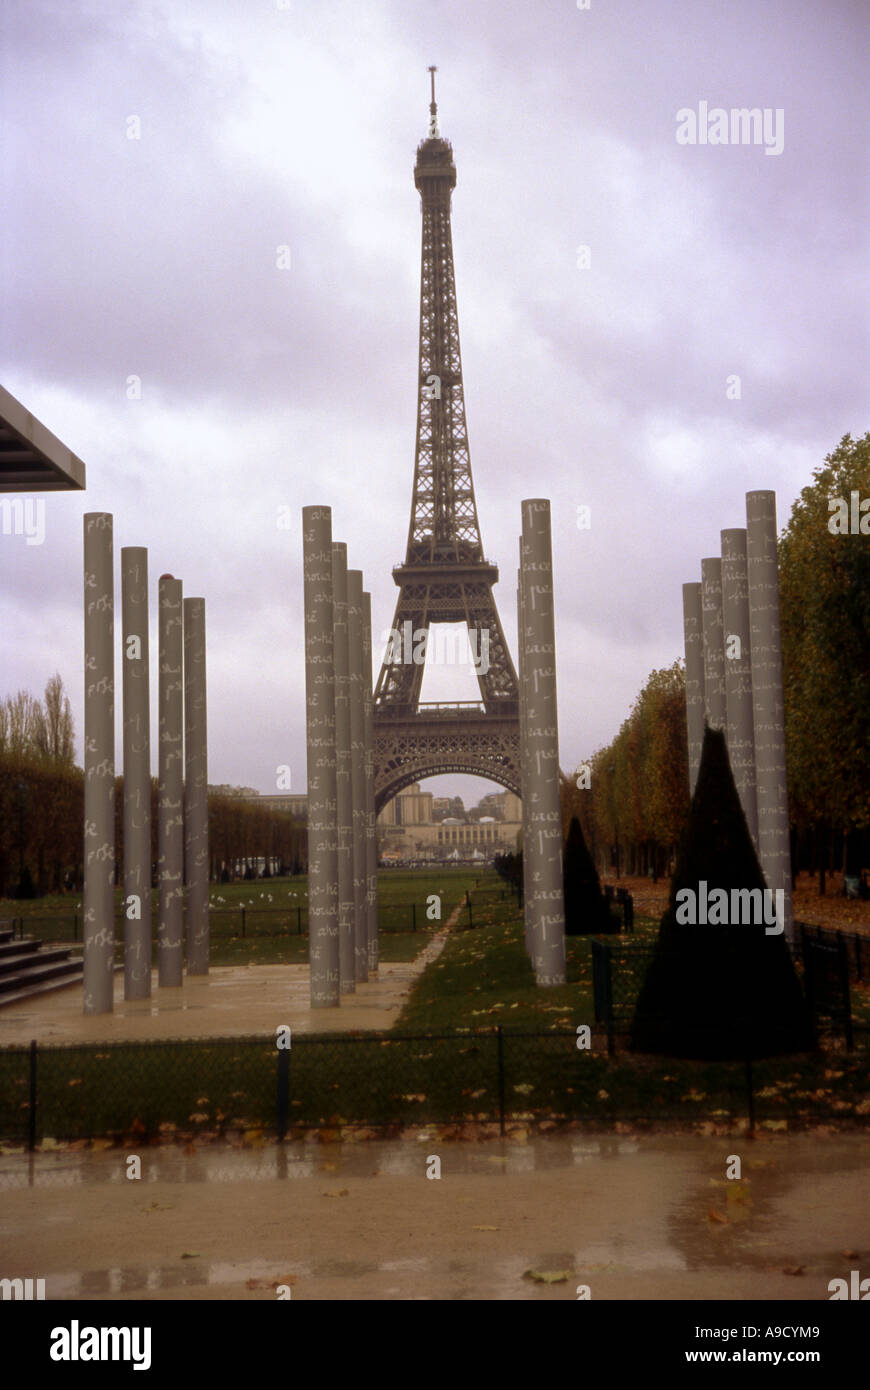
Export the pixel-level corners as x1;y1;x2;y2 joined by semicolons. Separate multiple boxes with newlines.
347;569;368;983
720;528;759;850
302;506;340;1006
517;549;532;956
184;597;209;974
121;546;151;1000
746;491;793;943
83;513;115;1014
157;574;184;987
362;589;379;975
682;581;705;798
520;499;566;986
332;542;355;993
701;557;727;731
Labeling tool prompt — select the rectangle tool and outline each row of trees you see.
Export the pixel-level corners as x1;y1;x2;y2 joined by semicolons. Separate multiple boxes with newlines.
568;432;870;884
0;675;75;765
0;759;308;898
562;662;689;880
0;707;307;897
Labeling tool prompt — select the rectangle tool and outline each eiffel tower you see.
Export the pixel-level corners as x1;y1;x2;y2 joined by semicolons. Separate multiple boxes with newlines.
373;70;520;811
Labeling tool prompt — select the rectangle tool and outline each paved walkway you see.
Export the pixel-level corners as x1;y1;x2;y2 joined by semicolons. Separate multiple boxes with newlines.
0;917;454;1046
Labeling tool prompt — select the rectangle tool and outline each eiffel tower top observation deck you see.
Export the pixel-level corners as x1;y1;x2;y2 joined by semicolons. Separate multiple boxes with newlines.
371;71;520;808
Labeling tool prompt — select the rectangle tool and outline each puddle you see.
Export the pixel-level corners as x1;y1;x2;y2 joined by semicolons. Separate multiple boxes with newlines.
3;1133;868;1299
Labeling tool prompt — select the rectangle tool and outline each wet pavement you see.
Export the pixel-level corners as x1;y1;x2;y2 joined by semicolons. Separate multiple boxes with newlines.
0;926;450;1045
2;1130;868;1300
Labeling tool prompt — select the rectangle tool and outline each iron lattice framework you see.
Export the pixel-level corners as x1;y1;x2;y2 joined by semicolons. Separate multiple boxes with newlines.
373;73;520;811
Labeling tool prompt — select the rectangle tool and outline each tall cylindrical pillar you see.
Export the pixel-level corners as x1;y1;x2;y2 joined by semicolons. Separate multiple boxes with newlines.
121;546;151;1000
332;542;355;993
720;528;759;850
701;557;726;731
157;574;184;987
83;513;115;1014
302;506;340;1006
746;491;793;943
362;590;379;975
184;597;209;975
520;499;566;986
517;550;532;956
347;570;368;983
682;581;705;799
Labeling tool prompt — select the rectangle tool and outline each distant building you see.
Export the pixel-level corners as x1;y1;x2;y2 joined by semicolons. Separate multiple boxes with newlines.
376;783;521;862
240;791;308;820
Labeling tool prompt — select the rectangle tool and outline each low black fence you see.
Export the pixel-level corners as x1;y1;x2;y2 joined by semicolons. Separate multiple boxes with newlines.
2;898;449;944
796;921;867;983
591;928;863;1056
2;1027;868;1149
602;885;635;931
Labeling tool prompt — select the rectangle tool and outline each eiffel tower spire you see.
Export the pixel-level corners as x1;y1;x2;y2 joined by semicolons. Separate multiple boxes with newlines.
372;75;520;809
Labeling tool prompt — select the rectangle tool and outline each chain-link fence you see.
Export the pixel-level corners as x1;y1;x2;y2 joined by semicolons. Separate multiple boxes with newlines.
2;1026;868;1148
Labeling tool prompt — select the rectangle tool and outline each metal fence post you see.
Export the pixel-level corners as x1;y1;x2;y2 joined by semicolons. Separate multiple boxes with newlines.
276;1049;290;1141
412;902;416;932
838;935;854;1052
297;906;302;935
241;907;246;938
28;1039;37;1152
496;1026;506;1136
855;932;862;983
745;1056;755;1134
604;946;615;1057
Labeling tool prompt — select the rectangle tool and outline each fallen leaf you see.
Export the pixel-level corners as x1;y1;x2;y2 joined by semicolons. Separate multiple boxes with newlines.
180;1252;200;1259
782;1265;805;1276
707;1208;728;1224
472;1224;498;1231
523;1268;573;1283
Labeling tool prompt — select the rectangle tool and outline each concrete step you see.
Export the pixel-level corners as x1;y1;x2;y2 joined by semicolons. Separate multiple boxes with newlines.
0;966;84;1008
0;956;80;995
0;946;74;980
0;936;41;961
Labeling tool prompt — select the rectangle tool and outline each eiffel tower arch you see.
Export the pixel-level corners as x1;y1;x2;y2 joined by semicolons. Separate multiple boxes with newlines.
373;71;520;812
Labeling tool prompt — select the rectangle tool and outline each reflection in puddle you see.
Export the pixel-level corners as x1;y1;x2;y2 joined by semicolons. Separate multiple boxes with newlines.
0;1136;642;1190
4;1133;868;1299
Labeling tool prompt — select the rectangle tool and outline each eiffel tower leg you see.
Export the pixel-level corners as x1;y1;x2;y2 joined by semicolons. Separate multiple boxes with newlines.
520;501;566;986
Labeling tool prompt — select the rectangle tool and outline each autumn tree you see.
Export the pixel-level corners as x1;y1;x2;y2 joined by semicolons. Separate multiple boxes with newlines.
779;432;870;881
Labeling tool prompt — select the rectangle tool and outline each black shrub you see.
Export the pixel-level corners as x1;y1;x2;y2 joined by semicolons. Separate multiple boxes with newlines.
563;817;618;934
630;724;815;1059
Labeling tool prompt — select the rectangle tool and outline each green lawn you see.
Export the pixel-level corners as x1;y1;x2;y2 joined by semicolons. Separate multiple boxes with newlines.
0;869;486;967
395;900;660;1033
2;882;868;1141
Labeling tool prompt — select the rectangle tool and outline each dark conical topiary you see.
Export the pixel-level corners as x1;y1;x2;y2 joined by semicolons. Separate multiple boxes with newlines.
630;723;815;1059
563;816;618;934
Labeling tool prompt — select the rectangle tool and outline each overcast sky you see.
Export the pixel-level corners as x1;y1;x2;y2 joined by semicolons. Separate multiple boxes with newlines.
1;0;867;808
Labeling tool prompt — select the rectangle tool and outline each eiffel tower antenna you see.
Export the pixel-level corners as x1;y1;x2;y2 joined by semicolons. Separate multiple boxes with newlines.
427;65;439;137
372;78;520;810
